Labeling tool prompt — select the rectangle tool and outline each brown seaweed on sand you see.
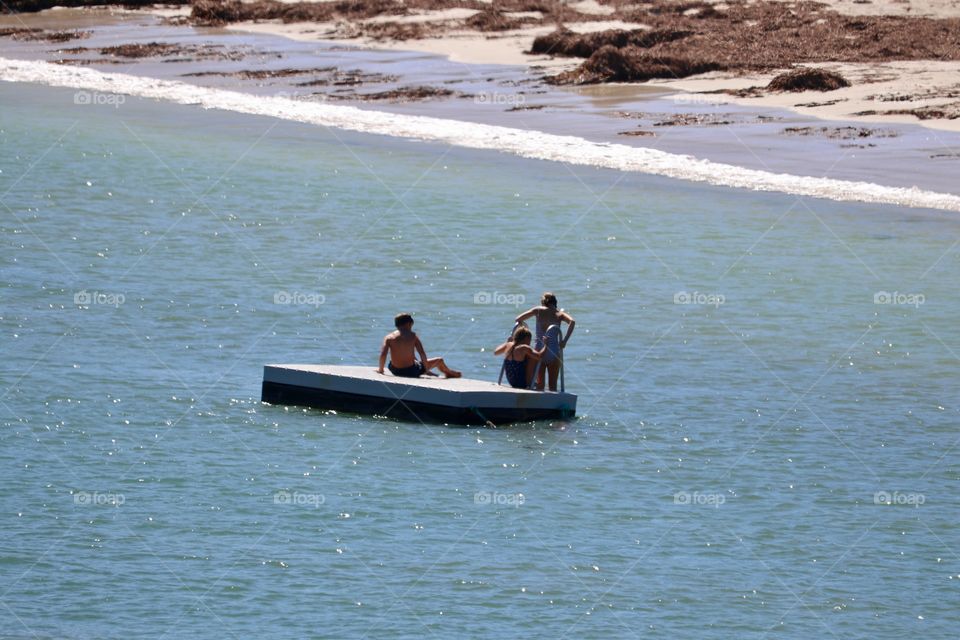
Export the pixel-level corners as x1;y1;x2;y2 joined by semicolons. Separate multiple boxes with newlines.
767;68;851;92
52;57;130;65
296;70;399;86
100;43;185;58
547;45;725;85
348;21;439;41
178;67;403;86
465;8;538;32
898;106;956;119
781;125;899;138
0;28;41;37
543;0;960;85
178;67;406;86
652;113;734;126
190;0;404;27
855;103;960;120
794;98;847;107
182;67;336;79
178;0;960;86
328;85;459;102
0;27;90;42
55;42;255;66
868;87;960;102
529;27;692;58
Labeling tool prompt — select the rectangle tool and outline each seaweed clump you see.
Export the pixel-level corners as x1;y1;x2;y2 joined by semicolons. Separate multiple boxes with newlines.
767;67;851;92
548;45;724;85
530;27;692;58
329;85;459;101
190;0;403;27
0;27;90;42
465;8;534;32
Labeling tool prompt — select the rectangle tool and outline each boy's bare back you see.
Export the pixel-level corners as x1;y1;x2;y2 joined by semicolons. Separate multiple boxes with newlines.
378;314;461;378
383;329;420;368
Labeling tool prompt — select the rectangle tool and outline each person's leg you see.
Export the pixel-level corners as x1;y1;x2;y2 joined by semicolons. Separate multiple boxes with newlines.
531;336;546;390
546;361;560;391
534;361;547;390
424;357;461;378
525;359;538;389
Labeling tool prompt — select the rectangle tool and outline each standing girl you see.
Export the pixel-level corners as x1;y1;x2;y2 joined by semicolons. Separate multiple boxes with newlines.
515;292;575;391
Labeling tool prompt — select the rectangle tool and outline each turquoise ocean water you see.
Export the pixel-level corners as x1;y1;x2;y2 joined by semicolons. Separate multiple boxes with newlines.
2;83;959;638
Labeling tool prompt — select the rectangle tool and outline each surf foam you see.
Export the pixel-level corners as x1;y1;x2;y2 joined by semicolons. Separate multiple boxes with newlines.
3;56;960;212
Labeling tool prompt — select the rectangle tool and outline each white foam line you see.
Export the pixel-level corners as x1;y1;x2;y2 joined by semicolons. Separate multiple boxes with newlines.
3;56;960;212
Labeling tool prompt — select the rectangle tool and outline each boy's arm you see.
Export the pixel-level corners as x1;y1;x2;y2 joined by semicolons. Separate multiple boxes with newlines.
415;336;429;363
559;312;576;348
377;336;389;373
493;340;512;356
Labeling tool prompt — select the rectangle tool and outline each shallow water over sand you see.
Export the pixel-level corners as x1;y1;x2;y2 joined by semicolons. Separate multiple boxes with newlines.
2;83;959;639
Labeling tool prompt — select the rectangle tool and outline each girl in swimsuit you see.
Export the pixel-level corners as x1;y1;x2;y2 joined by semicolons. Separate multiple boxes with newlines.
515;292;575;391
497;326;549;389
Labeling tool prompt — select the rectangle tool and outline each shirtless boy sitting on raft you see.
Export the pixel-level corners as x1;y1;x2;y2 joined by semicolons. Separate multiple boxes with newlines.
377;313;461;378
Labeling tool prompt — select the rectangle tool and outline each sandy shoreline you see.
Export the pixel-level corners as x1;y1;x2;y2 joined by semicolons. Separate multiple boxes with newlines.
209;4;960;133
2;0;958;133
1;2;959;202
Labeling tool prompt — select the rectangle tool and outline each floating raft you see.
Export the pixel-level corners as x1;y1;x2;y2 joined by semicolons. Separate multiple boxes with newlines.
261;364;577;425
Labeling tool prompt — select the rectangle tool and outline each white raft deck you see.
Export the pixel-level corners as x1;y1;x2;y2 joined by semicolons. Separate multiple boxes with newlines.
261;364;577;425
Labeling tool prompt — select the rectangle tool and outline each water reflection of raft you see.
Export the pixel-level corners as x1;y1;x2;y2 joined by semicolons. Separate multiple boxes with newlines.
261;365;577;425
